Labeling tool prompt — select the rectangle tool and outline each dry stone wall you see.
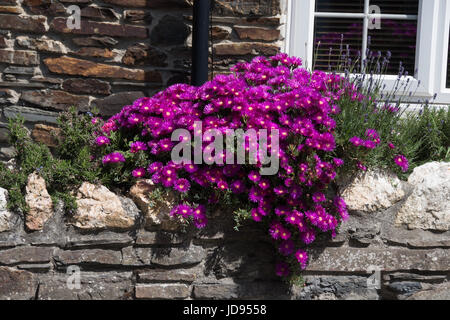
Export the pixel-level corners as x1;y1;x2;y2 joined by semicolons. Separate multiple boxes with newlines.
0;0;285;159
0;162;449;300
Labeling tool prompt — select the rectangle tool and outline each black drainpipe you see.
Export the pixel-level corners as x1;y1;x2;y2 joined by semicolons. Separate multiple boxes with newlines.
192;0;211;86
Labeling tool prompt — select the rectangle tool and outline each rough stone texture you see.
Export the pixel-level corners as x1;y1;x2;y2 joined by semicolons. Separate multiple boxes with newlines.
72;36;118;47
44;56;160;82
122;43;167;67
70;182;139;231
0;49;39;65
4;106;59;124
135;229;188;245
135;284;190;299
81;5;120;21
0;267;37;300
62;78;111;95
151;15;190;46
213;0;280;16
124;10;152;24
20;89;91;111
137;269;197;283
193;281;290;300
0;188;13;233
0;0;283;164
122;245;206;267
339;169;407;213
74;47;116;59
37;272;133;300
129;179;182;231
23;0;66;15
31;124;61;148
0;88;19;104
3;0;448;302
235;26;280;41
25;172;54;231
51;18;148;38
1;168;450;300
211;26;231;40
16;36;68;53
0;14;47;33
307;247;450;272
214;42;279;56
0;246;54;265
291;276;380;300
102;0;192;8
0;5;23;14
92;91;145;116
407;282;450;300
396;162;450;231
54;248;122;266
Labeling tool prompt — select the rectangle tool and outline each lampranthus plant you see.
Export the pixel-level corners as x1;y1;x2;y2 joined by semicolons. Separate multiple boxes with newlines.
90;53;411;278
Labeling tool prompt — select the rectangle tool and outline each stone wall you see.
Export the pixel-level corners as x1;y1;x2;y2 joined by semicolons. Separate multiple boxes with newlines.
0;0;285;159
0;162;449;300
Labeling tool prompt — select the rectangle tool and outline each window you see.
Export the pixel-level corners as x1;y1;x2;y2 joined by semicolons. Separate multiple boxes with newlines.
286;0;450;105
312;0;418;75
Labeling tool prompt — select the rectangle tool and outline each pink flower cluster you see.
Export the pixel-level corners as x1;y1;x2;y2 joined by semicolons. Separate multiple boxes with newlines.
349;128;381;150
97;54;368;276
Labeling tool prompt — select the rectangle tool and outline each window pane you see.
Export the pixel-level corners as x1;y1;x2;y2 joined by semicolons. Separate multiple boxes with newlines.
369;0;419;15
315;0;364;13
368;19;417;75
313;18;363;71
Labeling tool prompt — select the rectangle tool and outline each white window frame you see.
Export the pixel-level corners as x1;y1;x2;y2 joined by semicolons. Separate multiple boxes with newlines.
285;0;450;105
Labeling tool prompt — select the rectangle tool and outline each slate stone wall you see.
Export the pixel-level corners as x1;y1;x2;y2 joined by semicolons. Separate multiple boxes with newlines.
1;194;449;300
0;0;285;159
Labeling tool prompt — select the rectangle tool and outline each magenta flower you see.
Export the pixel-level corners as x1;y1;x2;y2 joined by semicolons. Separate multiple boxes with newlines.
91;117;100;125
193;205;206;219
280;228;291;240
258;179;270;190
102;154;111;164
174;178;190;193
356;161;367;171
162;175;175;187
251;208;262;222
269;222;283;240
295;250;308;269
132;167;146;178
171;204;192;218
275;206;290;216
365;129;379;140
279;240;295;256
300;229;316;244
274;186;287;195
248;171;261;182
217;180;228;191
333;158;344;167
94;54;373;274
394;155;409;172
285;213;300;225
275;262;290;277
363;140;377;149
230;180;245;194
194;216;208;229
148;162;163;174
130;141;148;153
184;163;198;173
349;136;363;147
96;136;110;146
312;192;326;203
104;152;125;164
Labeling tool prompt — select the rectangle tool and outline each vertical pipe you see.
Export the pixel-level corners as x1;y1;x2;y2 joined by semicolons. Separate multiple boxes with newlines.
192;0;211;86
